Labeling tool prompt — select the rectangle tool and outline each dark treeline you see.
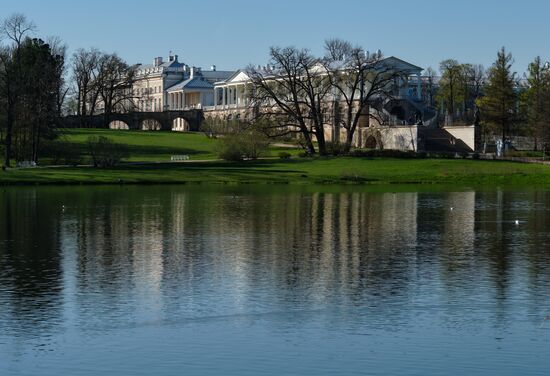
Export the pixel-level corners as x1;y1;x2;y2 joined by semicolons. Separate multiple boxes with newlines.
0;15;66;166
0;14;135;167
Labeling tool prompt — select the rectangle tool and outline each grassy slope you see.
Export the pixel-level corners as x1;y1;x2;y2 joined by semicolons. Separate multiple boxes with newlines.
2;157;550;186
2;129;548;186
59;129;220;162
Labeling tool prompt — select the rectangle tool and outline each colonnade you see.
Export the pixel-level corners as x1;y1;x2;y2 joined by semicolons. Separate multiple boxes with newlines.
213;84;249;108
168;92;186;110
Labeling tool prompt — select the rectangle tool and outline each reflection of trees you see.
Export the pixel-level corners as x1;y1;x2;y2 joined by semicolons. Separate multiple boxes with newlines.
0;188;63;338
2;186;550;336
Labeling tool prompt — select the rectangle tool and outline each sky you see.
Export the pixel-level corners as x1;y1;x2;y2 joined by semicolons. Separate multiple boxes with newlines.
1;0;549;74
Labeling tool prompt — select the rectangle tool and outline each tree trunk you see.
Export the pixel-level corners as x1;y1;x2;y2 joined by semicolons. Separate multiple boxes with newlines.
316;127;328;156
343;130;354;154
4;105;14;167
301;131;316;155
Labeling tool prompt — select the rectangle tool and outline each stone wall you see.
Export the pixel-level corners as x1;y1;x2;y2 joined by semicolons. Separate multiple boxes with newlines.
323;125;418;151
443;125;476;151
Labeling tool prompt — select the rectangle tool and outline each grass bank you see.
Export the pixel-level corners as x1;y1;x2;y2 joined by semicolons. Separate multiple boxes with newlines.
55;129;302;162
2;157;550;186
58;128;220;162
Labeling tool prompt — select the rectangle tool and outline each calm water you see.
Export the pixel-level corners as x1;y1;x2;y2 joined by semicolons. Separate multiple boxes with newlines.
1;185;549;375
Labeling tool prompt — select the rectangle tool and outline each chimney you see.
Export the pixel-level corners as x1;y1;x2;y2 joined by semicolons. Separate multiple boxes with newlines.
169;55;174;62
211;64;216;71
190;66;195;79
174;55;178;62
154;57;163;66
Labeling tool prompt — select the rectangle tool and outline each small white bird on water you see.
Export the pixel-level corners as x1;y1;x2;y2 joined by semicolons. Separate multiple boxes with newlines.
515;220;520;225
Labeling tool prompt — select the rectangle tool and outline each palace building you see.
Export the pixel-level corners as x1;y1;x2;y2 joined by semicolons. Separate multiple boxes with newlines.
106;53;475;152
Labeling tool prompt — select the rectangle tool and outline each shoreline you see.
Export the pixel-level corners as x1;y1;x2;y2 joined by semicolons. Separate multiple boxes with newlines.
1;157;550;187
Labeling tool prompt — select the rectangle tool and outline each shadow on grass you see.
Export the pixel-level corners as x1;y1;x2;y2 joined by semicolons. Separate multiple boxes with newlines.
116;158;313;173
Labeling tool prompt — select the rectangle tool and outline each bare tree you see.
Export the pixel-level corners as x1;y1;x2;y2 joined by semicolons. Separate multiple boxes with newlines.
424;67;437;107
96;53;136;124
47;36;69;116
247;47;332;155
323;39;409;152
437;59;465;124
71;48;100;117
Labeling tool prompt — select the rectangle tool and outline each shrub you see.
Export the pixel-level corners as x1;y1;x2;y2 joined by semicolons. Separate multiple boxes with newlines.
41;140;83;166
217;136;245;162
326;141;345;156
217;130;270;162
86;136;128;167
241;131;269;160
278;151;292;160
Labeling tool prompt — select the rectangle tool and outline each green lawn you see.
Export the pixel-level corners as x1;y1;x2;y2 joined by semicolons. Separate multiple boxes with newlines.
56;129;303;163
2;129;549;186
2;157;550;186
59;128;221;162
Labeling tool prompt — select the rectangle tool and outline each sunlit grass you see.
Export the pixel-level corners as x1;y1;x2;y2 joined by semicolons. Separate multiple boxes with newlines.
3;156;550;186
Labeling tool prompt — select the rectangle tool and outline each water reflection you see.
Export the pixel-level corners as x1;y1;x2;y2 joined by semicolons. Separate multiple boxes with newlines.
1;186;550;375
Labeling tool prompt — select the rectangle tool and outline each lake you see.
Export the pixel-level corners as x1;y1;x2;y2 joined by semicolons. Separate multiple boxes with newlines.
1;185;549;375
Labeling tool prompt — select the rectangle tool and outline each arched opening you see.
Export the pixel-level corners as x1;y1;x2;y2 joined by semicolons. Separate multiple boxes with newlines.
172;117;190;132
109;120;129;130
141;119;162;131
365;135;378;149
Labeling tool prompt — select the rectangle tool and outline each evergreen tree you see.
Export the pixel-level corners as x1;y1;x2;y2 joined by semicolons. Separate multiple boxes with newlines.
478;48;517;142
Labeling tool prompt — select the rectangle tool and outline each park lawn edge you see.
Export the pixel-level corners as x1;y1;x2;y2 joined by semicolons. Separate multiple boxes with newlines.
1;157;550;187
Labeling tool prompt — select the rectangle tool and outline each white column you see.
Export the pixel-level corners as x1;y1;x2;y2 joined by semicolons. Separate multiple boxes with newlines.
236;85;241;107
182;91;186;109
214;88;218;107
222;87;226;106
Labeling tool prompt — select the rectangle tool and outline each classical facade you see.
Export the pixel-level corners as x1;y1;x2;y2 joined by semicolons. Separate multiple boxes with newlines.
97;52;474;152
203;56;475;152
107;54;233;130
132;55;233;112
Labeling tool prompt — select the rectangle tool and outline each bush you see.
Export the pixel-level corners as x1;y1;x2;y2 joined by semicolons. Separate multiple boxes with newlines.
278;151;292;160
41;140;83;166
326;141;345;156
241;131;269;160
217;136;245;162
217;130;270;162
86;136;128;167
